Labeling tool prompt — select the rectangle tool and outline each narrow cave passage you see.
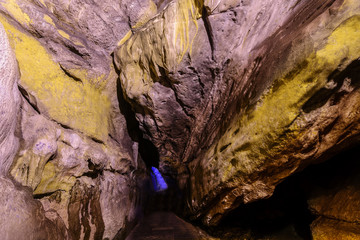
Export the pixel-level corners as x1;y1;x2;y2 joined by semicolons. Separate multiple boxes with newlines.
116;75;213;239
116;72;182;206
122;130;203;239
117;70;359;239
115;57;360;239
117;70;360;239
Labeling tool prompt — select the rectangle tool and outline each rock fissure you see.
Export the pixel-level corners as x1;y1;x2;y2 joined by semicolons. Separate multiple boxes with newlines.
59;65;84;84
201;6;216;61
18;86;41;114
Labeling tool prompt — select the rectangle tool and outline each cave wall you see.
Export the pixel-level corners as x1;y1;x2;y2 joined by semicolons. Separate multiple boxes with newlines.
0;0;156;239
187;0;360;225
306;146;360;240
0;20;65;239
0;16;19;175
0;0;360;239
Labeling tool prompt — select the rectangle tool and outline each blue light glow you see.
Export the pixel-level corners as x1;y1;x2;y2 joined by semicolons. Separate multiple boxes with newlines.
150;167;168;192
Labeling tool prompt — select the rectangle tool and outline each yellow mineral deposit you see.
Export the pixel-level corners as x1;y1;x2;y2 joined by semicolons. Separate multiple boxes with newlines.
131;0;158;29
2;0;32;26
33;161;76;195
213;14;360;182
0;15;111;141
116;0;204;105
174;0;203;62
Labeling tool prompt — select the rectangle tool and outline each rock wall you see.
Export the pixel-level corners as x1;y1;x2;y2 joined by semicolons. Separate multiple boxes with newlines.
0;0;152;239
0;20;19;175
0;20;66;240
307;147;360;240
186;0;360;225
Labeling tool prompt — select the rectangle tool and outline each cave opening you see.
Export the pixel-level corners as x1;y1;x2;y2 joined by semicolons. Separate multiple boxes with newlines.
200;143;360;240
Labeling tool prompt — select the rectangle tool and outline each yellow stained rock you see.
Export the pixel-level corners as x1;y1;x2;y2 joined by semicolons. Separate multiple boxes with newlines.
43;14;55;26
116;0;203;102
11;151;49;190
33;161;76;194
131;0;158;29
118;30;132;47
58;29;70;40
2;0;31;26
173;0;203;62
0;15;111;141
213;14;360;182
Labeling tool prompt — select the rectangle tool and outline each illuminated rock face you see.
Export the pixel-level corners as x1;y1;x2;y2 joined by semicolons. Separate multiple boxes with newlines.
1;0;360;239
0;21;65;240
0;21;19;175
0;1;154;239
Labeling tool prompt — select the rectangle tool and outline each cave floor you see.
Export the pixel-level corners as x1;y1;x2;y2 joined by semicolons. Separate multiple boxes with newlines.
125;211;212;240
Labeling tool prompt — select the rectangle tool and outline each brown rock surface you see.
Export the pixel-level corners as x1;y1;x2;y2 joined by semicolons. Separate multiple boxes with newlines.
307;147;360;240
311;218;360;240
0;176;68;240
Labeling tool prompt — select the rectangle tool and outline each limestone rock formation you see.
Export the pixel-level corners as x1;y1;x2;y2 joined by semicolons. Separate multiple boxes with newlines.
0;176;68;239
0;0;150;239
0;20;19;175
0;20;66;240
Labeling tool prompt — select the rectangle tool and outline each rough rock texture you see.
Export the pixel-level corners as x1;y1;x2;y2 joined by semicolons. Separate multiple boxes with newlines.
12;99;145;239
0;21;19;175
0;176;67;239
0;21;66;240
114;0;360;226
115;0;336;170
187;1;360;225
0;0;172;145
0;0;152;239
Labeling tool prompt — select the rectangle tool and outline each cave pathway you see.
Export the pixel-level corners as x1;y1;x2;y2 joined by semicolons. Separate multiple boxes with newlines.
125;211;207;240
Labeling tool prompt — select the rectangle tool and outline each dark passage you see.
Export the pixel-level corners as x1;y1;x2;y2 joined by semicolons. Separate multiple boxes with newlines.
201;144;360;240
116;75;160;169
116;74;194;238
